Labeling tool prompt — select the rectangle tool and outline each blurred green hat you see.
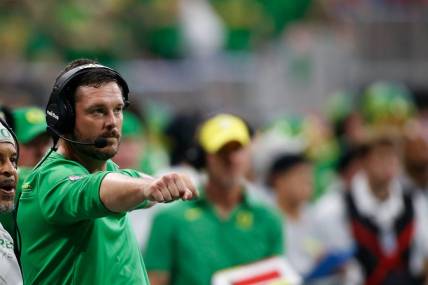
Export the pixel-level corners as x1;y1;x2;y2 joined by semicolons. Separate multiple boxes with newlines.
325;90;355;124
268;115;305;138
361;81;415;126
267;115;338;161
122;111;144;138
13;107;47;144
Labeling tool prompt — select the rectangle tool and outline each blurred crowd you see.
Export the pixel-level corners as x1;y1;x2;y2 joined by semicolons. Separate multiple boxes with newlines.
3;79;428;284
0;0;312;61
2;0;428;62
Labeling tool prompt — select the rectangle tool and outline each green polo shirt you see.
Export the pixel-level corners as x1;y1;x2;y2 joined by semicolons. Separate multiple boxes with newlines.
17;151;150;285
144;188;283;285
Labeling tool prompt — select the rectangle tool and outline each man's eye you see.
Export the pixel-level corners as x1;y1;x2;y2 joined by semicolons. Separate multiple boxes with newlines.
93;109;104;115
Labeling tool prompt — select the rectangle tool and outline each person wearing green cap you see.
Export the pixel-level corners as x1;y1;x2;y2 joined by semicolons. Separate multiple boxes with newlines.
0;118;22;284
145;113;283;285
13;107;50;168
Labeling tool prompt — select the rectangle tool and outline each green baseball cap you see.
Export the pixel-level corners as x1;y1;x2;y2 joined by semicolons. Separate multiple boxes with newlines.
122;111;144;139
13;107;47;144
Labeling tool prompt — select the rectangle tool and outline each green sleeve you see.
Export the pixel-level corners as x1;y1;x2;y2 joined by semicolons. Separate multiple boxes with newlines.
38;171;114;224
117;169;151;209
144;209;175;271
266;209;284;256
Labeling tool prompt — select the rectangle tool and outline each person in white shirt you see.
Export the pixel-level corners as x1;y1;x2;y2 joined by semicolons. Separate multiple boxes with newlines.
314;130;428;285
267;152;322;277
0;118;22;285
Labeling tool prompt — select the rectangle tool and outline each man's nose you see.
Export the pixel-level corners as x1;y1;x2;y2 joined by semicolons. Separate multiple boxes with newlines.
105;110;118;128
1;159;17;177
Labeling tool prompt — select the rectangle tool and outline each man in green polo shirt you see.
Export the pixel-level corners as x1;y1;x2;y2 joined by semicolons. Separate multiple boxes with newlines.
17;59;198;285
145;113;284;285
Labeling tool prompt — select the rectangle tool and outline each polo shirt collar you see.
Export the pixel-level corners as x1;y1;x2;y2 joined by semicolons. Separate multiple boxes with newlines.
195;184;254;209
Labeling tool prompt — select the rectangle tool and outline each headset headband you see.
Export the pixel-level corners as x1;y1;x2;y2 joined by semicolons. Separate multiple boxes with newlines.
46;63;130;136
51;63;129;102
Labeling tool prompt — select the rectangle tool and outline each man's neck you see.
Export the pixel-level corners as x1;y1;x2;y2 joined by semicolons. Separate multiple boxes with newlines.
205;180;243;219
57;141;106;173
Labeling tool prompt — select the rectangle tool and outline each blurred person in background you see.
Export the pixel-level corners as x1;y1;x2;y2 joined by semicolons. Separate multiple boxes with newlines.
326;90;367;148
0;118;22;284
402;120;428;194
112;110;146;169
12;106;50;202
13;107;50;168
130;111;204;251
320;144;365;202
145;113;283;285
16;59;198;284
158;111;204;185
313;129;428;285
266;152;321;278
252;114;339;202
130;112;204;249
402;87;428;196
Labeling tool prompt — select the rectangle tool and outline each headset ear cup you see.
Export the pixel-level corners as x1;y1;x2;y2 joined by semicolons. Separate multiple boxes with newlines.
62;99;75;133
46;102;61;133
46;96;74;134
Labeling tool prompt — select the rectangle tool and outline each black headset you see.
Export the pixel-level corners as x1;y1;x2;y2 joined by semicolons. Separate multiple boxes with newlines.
45;63;130;135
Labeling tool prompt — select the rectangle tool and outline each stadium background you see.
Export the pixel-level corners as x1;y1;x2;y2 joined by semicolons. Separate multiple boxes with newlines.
2;1;426;124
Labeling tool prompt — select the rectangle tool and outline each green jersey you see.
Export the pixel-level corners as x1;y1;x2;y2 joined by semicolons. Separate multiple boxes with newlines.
17;151;150;285
144;188;283;285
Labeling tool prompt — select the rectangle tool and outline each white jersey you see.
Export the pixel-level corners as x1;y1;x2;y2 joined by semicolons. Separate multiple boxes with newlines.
0;222;22;285
313;172;428;284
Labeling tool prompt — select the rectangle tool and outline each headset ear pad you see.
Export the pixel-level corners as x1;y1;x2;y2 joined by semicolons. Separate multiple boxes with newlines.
46;94;75;135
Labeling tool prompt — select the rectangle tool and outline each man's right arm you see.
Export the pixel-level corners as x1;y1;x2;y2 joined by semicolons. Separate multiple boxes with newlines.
99;172;197;213
39;171;197;224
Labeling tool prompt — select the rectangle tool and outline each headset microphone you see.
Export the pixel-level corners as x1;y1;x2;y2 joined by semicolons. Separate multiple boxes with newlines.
63;136;108;149
93;137;108;148
47;127;109;149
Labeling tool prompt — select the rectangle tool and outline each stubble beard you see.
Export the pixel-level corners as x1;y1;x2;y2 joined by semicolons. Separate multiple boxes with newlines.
213;173;242;190
80;145;117;160
70;135;121;161
0;201;14;213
